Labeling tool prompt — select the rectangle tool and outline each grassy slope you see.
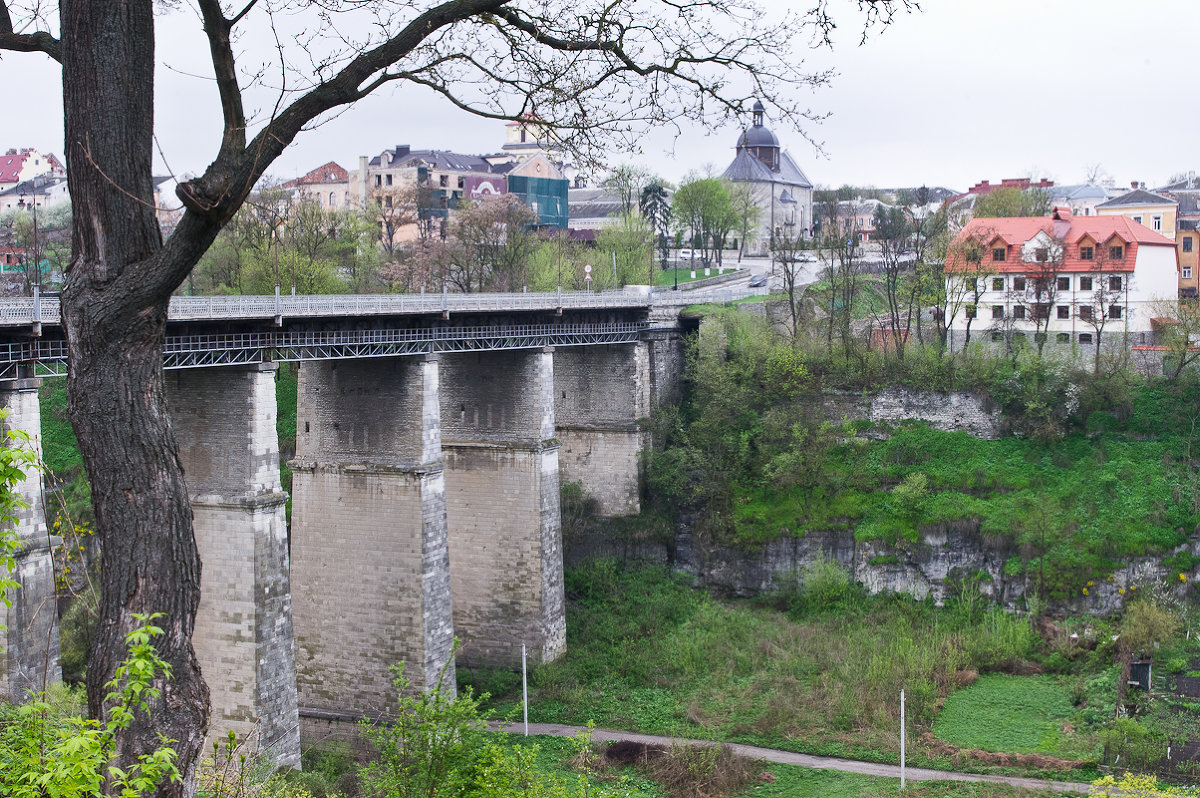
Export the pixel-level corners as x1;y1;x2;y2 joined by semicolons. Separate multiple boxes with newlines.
475;562;1101;781
732;423;1199;600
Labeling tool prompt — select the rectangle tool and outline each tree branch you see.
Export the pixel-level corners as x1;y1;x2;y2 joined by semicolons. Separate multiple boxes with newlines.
197;0;247;158
0;0;61;62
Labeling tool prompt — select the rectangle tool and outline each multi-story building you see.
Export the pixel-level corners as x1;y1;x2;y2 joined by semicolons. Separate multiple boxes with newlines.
945;207;1179;350
1154;175;1200;298
350;141;569;246
0;148;64;192
1096;187;1177;239
281;162;351;210
0;174;70;212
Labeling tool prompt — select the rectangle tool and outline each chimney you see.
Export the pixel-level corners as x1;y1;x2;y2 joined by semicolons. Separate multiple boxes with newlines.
1131;181;1139;189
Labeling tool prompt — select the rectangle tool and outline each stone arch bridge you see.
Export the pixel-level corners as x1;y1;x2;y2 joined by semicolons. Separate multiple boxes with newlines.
0;286;743;763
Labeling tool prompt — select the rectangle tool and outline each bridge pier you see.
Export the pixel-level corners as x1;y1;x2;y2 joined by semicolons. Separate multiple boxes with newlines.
167;363;299;766
0;375;60;701
554;343;650;516
290;356;454;732
440;348;565;667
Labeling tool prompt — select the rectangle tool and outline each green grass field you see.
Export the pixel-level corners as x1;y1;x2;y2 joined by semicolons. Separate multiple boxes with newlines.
932;676;1081;756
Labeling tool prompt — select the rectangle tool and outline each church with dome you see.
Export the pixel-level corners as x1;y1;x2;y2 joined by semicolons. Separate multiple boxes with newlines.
721;101;814;256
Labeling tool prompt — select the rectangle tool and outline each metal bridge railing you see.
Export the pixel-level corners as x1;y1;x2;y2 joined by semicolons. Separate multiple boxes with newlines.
0;286;656;326
0;283;775;327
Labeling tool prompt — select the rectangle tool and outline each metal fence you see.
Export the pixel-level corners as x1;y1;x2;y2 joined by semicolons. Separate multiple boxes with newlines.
0;287;657;326
0;284;774;326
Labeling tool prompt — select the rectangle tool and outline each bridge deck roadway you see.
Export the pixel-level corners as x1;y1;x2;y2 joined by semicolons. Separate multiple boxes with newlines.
0;285;764;378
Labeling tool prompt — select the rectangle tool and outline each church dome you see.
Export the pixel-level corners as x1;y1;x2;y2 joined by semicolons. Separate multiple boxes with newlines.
738;125;779;149
736;100;779;149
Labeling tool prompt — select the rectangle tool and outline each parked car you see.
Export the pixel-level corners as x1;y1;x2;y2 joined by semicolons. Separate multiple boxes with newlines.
748;274;768;287
677;249;695;261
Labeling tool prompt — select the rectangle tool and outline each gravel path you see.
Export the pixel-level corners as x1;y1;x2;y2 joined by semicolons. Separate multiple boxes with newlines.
490;722;1097;795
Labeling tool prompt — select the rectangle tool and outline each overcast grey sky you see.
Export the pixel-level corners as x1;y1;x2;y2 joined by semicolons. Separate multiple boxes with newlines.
5;0;1198;193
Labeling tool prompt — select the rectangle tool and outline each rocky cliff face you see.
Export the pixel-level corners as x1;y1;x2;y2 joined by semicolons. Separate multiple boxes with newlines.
820;388;1001;439
566;518;1198;616
565;387;1197;615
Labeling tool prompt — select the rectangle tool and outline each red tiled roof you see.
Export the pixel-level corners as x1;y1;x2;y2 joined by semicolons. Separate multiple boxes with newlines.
0;153;28;184
282;161;347;187
947;214;1176;273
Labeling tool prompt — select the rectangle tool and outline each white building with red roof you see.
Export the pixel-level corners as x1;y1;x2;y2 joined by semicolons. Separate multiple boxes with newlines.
944;207;1179;349
0;148;63;192
280;161;350;209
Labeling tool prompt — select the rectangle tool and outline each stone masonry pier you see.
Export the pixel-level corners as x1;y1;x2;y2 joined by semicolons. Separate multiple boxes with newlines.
166;364;300;767
0;376;59;702
440;348;566;667
289;357;454;738
554;344;650;516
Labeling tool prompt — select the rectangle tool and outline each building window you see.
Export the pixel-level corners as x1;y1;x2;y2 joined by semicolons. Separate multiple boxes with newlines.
374;175;382;187
1080;306;1093;321
1013;276;1026;291
1185;237;1194;253
329;191;336;206
1056;276;1070;291
1110;305;1122;319
1080;276;1093;291
1012;305;1026;320
439;175;449;187
1109;246;1124;260
993;248;1006;262
457;176;465;189
1153;215;1162;231
1056;332;1071;343
385;174;393;186
1185;266;1194;279
1056;305;1070;319
384;195;392;209
1109;275;1123;291
1133;216;1142;225
992;305;1004;319
965;305;977;319
1080;246;1094;260
1035;247;1049;262
992;277;1004;291
1079;333;1093;344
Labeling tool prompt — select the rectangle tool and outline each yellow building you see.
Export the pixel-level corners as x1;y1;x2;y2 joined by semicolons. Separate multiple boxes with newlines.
1096;188;1177;238
1179;220;1198;297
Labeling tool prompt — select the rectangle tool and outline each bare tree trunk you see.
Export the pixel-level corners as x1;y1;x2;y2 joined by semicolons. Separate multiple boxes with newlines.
62;2;211;791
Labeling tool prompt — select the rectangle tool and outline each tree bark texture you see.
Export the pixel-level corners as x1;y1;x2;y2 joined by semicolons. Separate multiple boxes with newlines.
61;2;211;792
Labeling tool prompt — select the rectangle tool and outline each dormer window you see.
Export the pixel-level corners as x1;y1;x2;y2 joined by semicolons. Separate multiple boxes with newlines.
1079;246;1094;260
1036;248;1049;262
992;247;1006;262
1109;245;1124;260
